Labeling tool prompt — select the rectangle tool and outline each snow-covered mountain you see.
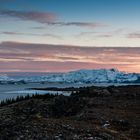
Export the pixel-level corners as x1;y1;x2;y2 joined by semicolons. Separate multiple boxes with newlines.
0;74;13;82
40;69;139;83
0;69;140;84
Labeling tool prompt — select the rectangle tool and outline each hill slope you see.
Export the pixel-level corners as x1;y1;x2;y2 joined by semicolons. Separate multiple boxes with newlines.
0;85;139;139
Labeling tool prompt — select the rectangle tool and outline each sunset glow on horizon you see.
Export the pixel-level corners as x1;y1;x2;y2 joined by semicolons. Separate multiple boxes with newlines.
0;0;140;73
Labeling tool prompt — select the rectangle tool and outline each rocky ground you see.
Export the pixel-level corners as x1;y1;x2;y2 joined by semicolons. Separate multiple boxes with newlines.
0;85;140;140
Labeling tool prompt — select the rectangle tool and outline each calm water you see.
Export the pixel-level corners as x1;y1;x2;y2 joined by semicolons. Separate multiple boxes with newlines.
0;83;140;101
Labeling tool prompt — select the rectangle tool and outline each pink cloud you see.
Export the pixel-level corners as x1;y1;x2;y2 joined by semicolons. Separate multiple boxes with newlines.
0;9;56;23
0;9;105;28
0;41;139;73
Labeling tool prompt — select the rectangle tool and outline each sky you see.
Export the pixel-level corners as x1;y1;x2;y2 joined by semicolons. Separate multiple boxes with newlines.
0;0;140;73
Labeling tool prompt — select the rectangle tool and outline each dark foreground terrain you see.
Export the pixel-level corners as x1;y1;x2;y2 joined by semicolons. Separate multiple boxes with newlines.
0;86;140;140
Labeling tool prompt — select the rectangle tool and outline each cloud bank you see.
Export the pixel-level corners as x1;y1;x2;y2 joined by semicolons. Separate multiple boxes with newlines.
0;41;139;72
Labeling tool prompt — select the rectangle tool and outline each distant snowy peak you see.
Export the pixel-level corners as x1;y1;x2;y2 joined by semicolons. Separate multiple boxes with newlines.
0;69;140;84
0;74;11;81
42;69;139;83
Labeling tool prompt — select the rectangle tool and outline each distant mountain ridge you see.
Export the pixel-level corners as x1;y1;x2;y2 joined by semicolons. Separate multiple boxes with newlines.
39;68;140;83
0;69;140;84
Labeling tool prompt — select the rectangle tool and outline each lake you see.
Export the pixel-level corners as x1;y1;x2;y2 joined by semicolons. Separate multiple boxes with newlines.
0;82;140;101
